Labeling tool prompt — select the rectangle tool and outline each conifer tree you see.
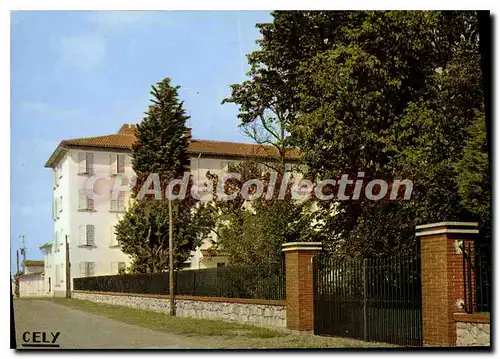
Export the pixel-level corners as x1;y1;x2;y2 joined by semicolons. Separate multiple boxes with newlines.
116;78;210;272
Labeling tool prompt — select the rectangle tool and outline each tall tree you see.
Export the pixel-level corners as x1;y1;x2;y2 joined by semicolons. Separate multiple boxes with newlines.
131;78;190;190
116;78;209;272
228;11;488;258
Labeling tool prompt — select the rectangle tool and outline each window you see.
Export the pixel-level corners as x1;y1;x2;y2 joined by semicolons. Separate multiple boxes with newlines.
217;262;226;268
111;262;126;274
55;265;59;285
54;230;59;250
52;199;59;220
110;191;125;212
78;152;94;175
79;225;95;246
59;196;63;213
109;226;118;246
79;262;95;277
109;154;126;175
60;229;64;246
52;169;57;189
78;189;94;211
58;164;63;179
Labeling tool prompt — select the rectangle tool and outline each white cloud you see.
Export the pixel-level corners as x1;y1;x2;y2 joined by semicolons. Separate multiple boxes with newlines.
88;11;167;28
58;33;106;72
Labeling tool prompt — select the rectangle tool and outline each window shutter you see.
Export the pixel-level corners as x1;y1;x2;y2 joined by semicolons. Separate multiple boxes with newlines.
109;154;117;175
88;197;94;211
52;170;56;188
86;225;95;246
59;196;63;212
60;229;64;246
79;262;86;275
86;153;94;175
110;191;117;211
117;154;125;173
89;262;95;276
109;226;117;246
78;189;87;210
78;152;86;174
79;225;86;246
118;192;125;211
111;262;118;274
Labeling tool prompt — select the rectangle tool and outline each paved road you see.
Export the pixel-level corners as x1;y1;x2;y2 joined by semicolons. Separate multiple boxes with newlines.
13;300;203;349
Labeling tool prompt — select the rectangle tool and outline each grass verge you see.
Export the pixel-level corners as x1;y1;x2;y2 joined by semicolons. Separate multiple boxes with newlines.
45;298;396;348
48;298;285;339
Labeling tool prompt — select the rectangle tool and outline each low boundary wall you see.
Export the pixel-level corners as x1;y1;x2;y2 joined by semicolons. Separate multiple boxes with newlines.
73;290;287;328
455;313;490;347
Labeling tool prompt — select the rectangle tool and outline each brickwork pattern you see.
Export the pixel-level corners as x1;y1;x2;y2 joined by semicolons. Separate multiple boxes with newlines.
420;225;477;346
284;250;315;332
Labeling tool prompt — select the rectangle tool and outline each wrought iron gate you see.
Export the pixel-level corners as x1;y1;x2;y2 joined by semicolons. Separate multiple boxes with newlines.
313;252;422;347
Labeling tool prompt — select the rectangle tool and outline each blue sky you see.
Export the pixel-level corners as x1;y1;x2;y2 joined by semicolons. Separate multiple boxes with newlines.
10;10;272;271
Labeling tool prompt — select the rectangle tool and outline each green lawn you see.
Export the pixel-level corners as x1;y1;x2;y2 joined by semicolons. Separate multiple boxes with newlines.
47;298;396;348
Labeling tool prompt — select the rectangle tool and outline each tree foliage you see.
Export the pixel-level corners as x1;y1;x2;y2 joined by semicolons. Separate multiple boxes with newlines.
131;78;190;191
227;11;489;259
194;162;315;269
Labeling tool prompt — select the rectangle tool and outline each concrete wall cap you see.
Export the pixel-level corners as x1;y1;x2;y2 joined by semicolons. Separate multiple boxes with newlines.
416;228;479;237
281;242;322;248
415;222;479;230
281;242;322;252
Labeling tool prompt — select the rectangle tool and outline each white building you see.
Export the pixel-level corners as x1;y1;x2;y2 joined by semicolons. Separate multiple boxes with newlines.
43;124;299;296
17;260;45;297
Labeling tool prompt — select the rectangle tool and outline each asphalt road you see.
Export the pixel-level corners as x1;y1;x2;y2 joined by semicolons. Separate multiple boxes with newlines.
13;299;203;349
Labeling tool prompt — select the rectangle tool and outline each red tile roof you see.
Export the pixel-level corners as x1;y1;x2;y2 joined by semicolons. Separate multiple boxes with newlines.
45;125;300;167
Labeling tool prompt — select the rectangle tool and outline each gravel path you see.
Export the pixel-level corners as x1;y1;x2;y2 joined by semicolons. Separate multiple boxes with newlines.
13;299;203;349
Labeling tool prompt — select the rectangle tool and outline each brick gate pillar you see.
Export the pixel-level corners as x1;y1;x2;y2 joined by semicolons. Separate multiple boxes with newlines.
282;242;322;332
416;222;478;346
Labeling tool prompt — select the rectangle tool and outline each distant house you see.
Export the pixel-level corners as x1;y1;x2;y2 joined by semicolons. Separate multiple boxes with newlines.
17;260;46;297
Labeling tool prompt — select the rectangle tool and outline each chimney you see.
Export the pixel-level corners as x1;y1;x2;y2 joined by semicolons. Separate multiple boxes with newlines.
118;124;138;136
186;127;192;141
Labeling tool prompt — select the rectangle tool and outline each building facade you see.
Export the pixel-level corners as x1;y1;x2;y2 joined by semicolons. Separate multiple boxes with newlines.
17;260;45;297
43;124;299;296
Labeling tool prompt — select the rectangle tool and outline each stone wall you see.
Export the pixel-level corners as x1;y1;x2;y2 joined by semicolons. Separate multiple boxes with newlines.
73;291;286;328
455;313;490;347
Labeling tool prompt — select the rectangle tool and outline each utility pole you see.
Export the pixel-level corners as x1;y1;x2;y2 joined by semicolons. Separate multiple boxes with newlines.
16;250;20;274
169;198;175;316
20;235;26;272
65;235;71;298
